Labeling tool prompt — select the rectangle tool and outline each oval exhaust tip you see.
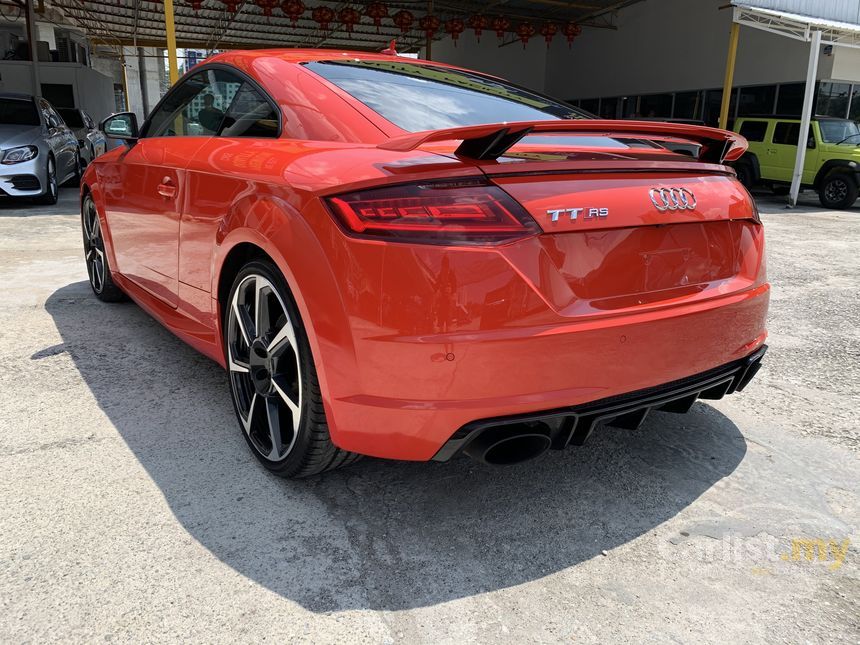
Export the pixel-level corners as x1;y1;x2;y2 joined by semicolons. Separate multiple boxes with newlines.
463;423;552;466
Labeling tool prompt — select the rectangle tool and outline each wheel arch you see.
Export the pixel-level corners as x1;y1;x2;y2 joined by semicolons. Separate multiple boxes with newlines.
212;199;358;444
813;159;860;189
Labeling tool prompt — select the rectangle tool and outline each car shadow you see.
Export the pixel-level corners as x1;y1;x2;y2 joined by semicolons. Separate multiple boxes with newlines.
43;281;747;612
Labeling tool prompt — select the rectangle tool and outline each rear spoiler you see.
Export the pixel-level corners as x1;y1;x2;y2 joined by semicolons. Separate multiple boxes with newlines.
378;119;748;164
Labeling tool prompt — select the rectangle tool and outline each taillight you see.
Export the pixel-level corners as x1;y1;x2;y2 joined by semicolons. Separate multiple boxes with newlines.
325;180;539;245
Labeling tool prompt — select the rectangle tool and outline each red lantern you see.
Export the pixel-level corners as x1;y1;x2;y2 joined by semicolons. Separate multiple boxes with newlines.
187;0;202;11
419;14;441;40
516;21;535;48
338;6;361;33
312;5;335;30
256;0;278;17
562;20;582;48
392;9;414;34
365;2;388;32
540;22;557;48
445;17;465;45
467;14;488;41
281;0;304;25
220;0;239;13
491;15;510;42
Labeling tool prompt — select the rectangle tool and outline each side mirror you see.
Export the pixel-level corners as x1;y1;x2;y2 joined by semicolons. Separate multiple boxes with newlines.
807;136;816;149
101;112;139;143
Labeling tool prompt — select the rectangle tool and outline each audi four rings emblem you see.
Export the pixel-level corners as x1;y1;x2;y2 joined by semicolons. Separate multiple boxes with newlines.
649;187;697;211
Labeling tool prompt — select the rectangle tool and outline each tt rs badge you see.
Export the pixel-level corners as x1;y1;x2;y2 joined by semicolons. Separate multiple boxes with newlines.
547;207;609;222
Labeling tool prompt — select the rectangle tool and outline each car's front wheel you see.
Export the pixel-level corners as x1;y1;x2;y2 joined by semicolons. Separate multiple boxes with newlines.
225;260;359;478
81;194;125;302
819;172;859;209
35;156;58;205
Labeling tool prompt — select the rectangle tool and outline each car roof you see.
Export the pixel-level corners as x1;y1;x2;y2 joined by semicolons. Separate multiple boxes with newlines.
205;48;459;70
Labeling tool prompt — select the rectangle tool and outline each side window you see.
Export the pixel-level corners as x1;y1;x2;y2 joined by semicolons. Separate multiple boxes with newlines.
773;122;799;145
739;120;767;142
772;122;814;148
48;106;65;127
38;100;53;128
219;82;279;138
147;69;237;137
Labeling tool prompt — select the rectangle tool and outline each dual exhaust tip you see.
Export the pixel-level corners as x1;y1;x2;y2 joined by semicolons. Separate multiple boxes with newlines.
462;422;552;466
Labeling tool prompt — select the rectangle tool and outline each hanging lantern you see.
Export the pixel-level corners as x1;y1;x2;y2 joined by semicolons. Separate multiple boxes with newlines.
540;22;557;48
516;21;535;49
220;0;239;13
392;9;414;34
491;15;510;42
467;14;488;41
338;6;361;33
445;17;465;46
312;5;335;30
256;0;278;17
281;0;305;25
187;0;202;11
562;20;582;48
419;14;441;41
365;2;388;32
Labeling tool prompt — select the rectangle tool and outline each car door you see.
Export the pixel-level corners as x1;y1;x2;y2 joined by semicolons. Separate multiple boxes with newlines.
99;70;223;308
179;71;282;298
39;99;76;181
767;120;818;185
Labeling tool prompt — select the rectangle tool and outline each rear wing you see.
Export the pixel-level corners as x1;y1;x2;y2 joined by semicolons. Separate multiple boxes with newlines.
378;119;748;164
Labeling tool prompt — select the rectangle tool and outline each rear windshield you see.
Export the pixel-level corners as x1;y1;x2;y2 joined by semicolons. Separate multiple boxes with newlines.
0;98;39;126
58;108;84;128
304;60;589;132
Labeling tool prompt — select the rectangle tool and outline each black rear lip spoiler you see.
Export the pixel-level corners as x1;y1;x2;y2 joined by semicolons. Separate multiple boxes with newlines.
432;346;767;462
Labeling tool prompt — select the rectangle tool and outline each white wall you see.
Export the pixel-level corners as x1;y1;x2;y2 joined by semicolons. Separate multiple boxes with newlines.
426;32;549;92
0;60;114;122
544;0;828;100
429;0;856;103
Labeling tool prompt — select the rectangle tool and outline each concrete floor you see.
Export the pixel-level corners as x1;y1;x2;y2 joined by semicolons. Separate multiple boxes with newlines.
0;187;857;643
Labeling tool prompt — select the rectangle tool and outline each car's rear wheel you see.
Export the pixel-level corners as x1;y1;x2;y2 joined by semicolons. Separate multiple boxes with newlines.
35;156;58;205
819;172;859;209
225;260;360;478
734;161;754;189
81;194;125;302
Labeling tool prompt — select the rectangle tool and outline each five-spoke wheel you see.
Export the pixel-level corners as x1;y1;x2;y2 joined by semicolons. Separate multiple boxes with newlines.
81;194;125;302
227;273;302;462
225;260;359;477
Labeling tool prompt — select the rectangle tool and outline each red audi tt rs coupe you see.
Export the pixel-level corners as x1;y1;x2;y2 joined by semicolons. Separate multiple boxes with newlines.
81;49;769;477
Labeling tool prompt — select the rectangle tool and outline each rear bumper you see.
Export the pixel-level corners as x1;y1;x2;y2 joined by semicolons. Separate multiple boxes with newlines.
324;282;769;462
432;345;767;461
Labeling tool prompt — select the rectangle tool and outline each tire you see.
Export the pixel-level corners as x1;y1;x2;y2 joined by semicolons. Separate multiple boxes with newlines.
819;172;859;209
81;193;126;302
224;259;360;478
734;162;754;189
35;156;58;205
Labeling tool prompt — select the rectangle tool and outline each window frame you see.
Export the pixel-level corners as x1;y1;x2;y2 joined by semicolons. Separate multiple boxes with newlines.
139;63;282;140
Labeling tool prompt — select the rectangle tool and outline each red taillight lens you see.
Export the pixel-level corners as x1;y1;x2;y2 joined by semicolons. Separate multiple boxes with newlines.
325;180;539;245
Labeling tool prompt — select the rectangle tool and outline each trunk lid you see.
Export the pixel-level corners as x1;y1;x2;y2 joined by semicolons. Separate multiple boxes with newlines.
489;168;762;316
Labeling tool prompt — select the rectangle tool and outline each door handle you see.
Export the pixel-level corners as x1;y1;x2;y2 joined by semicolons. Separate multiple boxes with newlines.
156;177;176;198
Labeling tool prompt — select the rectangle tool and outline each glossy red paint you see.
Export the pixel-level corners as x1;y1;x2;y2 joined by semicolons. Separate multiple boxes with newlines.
82;49;769;462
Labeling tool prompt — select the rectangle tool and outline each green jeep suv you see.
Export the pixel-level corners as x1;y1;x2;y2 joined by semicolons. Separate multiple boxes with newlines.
732;116;860;209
